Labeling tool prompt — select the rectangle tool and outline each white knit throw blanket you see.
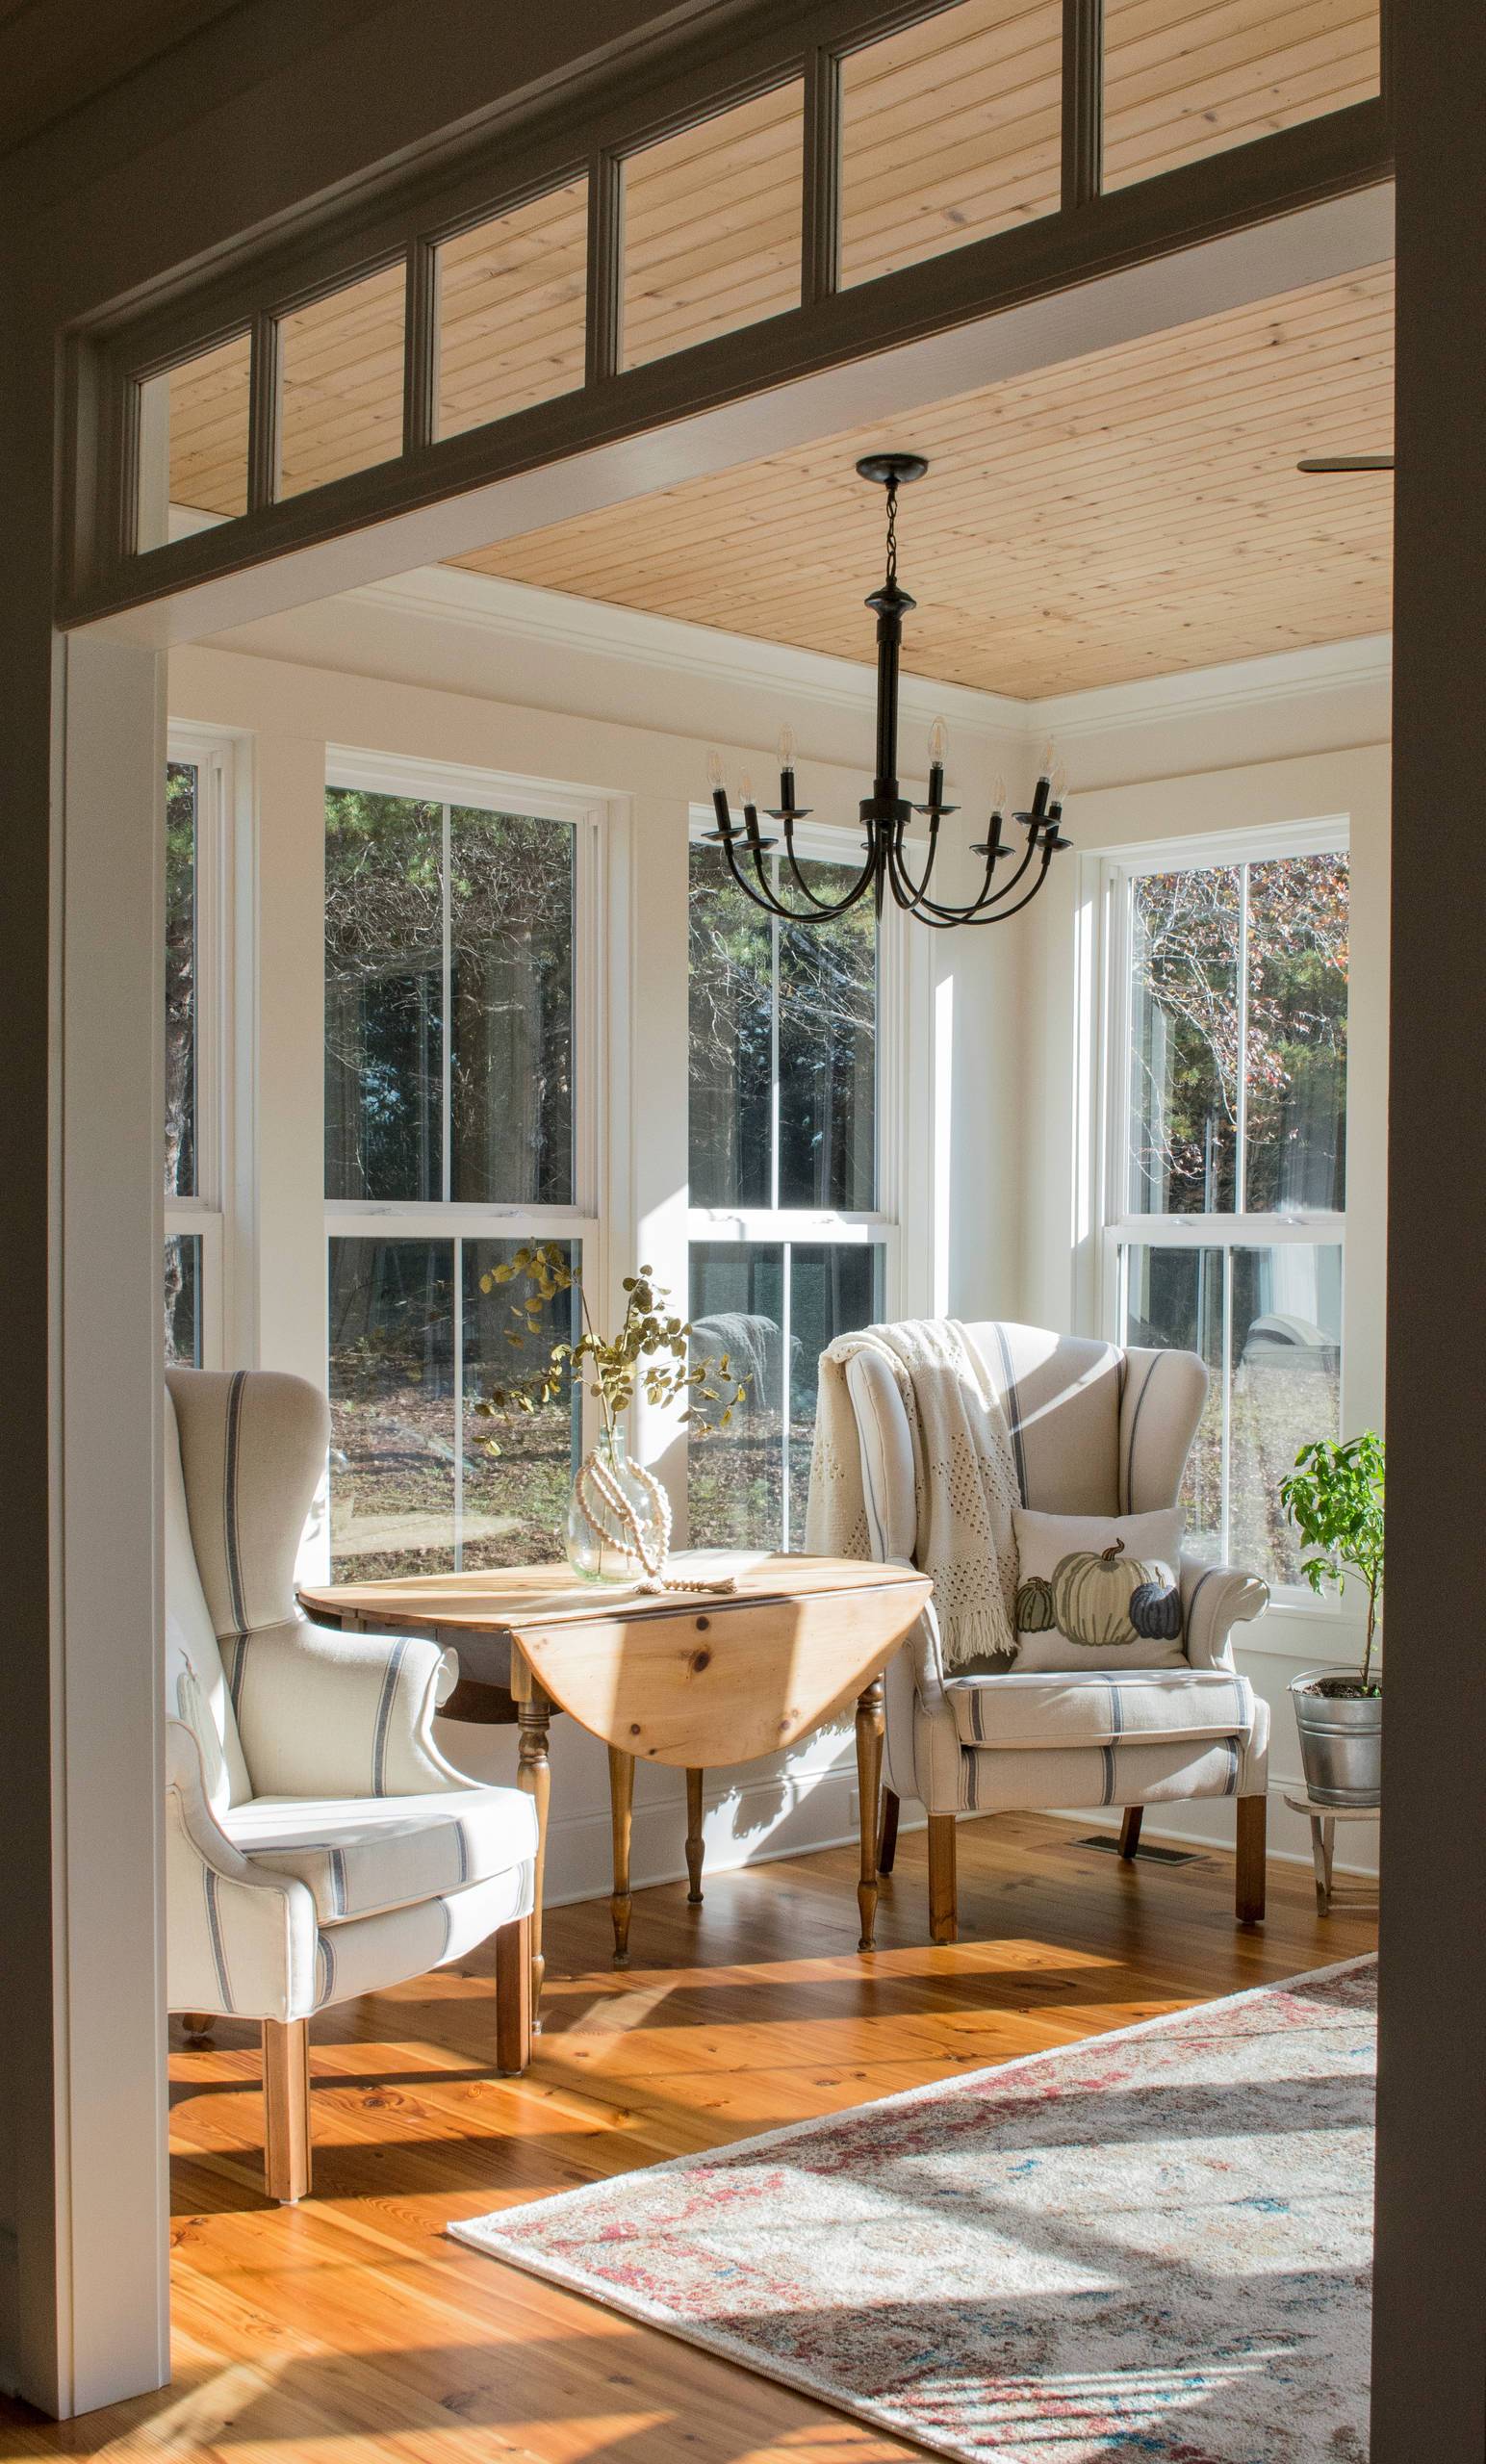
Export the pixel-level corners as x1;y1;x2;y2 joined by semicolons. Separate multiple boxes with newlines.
805;1319;1021;1672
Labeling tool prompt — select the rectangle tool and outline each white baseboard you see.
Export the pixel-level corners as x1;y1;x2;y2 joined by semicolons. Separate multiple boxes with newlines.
540;1775;1377;1918
539;1758;865;1911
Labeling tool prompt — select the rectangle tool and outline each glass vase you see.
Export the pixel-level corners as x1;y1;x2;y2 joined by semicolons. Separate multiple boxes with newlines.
566;1425;663;1584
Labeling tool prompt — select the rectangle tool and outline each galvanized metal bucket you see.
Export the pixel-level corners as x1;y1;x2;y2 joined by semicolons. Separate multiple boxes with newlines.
1290;1669;1382;1808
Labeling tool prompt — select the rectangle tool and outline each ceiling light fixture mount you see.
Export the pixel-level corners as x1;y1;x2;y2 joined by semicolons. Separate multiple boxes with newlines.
703;454;1070;931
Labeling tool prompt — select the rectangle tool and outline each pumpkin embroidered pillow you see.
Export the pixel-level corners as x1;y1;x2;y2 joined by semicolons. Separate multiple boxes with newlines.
1011;1507;1186;1671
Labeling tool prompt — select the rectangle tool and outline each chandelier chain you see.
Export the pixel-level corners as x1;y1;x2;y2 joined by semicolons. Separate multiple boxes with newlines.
884;480;898;585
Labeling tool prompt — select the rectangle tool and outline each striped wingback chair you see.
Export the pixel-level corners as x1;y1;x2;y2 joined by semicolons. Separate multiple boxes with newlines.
164;1367;537;2200
840;1322;1270;1943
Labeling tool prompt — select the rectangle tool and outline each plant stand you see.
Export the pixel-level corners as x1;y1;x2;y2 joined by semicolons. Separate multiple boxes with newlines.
1282;1789;1380;1915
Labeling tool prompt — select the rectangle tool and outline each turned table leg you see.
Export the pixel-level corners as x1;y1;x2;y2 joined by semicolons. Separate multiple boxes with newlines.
685;1767;705;1905
516;1683;552;2025
856;1676;885;1952
608;1745;635;1966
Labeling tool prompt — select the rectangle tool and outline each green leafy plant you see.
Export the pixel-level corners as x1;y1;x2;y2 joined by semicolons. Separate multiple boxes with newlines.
1280;1430;1385;1691
476;1245;747;1454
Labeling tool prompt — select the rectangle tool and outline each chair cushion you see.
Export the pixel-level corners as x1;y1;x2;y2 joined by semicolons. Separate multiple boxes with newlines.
1012;1506;1187;1671
946;1666;1256;1751
223;1784;538;1923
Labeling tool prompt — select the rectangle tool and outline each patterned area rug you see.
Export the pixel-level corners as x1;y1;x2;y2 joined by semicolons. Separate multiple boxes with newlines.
452;1956;1375;2463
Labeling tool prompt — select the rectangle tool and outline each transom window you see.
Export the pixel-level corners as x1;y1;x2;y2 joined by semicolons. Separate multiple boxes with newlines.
1101;829;1348;1588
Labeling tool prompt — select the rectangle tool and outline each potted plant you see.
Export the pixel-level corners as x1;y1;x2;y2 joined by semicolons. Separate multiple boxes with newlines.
1279;1429;1384;1807
479;1245;747;1584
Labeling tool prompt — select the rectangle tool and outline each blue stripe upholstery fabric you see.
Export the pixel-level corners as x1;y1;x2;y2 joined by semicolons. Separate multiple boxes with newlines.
946;1667;1256;1751
827;1322;1270;1825
953;1729;1264;1815
167;1366;327;1642
224;1786;538;1924
164;1367;538;2035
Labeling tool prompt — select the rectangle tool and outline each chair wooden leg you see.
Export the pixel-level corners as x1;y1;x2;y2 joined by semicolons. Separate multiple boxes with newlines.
496;1912;533;2076
878;1785;901;1876
927;1813;959;1944
685;1767;705;1905
1118;1807;1143;1861
262;2018;311;2204
1236;1794;1268;1925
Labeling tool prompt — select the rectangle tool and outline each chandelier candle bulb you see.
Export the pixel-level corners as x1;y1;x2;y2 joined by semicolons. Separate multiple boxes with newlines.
926;715;948;808
775;724;799;815
705;749;733;836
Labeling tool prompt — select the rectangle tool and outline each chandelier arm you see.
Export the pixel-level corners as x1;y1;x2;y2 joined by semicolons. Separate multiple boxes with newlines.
718;828;793;919
781;828;881;914
956;845;1059;924
884;845;1058;931
883;823;941;910
719;820;874;924
891;830;1039;924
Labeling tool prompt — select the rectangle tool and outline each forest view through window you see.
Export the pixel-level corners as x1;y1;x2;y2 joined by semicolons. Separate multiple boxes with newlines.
1112;844;1348;1585
324;782;582;1577
687;836;885;1551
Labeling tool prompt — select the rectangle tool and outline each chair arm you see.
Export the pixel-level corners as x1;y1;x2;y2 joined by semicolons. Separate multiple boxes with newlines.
166;1721;319;2022
1181;1555;1269;1670
228;1616;466;1800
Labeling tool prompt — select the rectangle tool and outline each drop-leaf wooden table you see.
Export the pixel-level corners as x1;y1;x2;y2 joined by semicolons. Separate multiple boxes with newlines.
300;1553;933;2019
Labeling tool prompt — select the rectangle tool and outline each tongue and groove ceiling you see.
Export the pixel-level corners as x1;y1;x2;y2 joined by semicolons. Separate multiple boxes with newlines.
452;262;1394;699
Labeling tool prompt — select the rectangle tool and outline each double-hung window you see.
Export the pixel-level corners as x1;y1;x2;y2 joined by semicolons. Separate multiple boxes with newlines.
1099;827;1348;1588
164;730;237;1367
323;755;601;1578
686;825;896;1550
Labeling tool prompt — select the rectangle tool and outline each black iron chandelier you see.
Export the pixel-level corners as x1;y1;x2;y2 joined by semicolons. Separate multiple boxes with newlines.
703;453;1071;931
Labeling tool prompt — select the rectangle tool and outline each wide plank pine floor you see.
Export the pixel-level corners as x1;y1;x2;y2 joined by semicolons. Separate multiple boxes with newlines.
1;1811;1375;2462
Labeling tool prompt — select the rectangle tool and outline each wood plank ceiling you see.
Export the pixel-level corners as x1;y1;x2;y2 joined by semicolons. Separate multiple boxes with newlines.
454;262;1394;698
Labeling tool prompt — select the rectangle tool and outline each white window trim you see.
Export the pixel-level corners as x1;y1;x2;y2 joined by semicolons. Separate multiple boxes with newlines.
165;724;249;1370
1089;812;1350;1601
321;750;615;1553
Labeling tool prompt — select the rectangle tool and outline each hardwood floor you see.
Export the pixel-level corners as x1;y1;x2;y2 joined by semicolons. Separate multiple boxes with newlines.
1;1812;1375;2462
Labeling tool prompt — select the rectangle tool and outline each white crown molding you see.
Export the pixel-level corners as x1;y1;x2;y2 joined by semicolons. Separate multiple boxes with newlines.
182;499;1393;753
342;558;1393;747
1036;631;1394;742
342;559;1030;736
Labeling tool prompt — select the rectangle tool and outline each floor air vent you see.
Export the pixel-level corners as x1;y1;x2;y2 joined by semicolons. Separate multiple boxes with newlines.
1079;1835;1202;1865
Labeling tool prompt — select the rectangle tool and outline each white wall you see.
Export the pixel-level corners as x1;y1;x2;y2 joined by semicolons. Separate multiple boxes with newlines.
171;582;1390;1895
